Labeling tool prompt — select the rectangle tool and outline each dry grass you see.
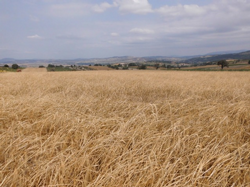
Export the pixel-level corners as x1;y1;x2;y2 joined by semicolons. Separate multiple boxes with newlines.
0;71;250;187
88;66;114;70
22;68;47;72
181;65;218;70
229;66;250;70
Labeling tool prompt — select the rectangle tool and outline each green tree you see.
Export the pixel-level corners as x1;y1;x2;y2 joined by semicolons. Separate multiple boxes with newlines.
48;64;55;68
166;65;172;69
12;64;19;69
217;60;229;70
155;63;160;70
4;64;9;67
138;64;147;70
161;64;166;68
128;63;137;66
248;60;250;64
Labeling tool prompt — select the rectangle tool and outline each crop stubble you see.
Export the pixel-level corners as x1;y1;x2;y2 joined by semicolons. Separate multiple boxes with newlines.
0;71;250;186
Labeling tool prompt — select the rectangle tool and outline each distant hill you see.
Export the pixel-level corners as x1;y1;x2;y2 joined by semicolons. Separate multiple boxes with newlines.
0;58;16;63
184;50;250;64
1;50;250;66
76;56;182;65
205;50;247;55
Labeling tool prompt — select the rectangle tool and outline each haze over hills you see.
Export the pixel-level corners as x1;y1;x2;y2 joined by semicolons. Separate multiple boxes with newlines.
184;50;250;64
1;50;250;66
0;56;183;66
205;49;247;55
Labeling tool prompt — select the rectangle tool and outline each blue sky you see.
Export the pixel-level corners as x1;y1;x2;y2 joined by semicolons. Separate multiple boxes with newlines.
0;0;249;59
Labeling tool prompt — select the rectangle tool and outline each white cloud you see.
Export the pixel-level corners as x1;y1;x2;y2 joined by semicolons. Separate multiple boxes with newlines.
155;0;250;38
111;32;119;36
124;36;154;44
115;0;153;14
92;2;117;13
130;28;154;34
48;2;118;17
49;3;90;17
27;34;42;39
1;0;250;59
157;4;206;18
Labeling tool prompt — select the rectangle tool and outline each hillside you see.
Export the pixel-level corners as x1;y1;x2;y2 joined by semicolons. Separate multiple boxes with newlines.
1;50;250;66
0;56;184;67
184;50;250;64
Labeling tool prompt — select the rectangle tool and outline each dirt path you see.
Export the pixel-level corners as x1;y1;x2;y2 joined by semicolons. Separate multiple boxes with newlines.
22;68;47;72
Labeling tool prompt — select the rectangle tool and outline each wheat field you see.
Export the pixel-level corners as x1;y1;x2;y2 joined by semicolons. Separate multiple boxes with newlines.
0;71;250;187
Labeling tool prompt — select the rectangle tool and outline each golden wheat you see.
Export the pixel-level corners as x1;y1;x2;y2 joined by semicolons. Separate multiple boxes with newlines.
0;71;250;187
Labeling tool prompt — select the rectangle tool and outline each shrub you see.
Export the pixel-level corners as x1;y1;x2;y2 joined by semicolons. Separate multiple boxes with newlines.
166;65;174;69
155;63;160;69
12;64;19;69
128;63;137;66
48;64;55;68
138;64;147;70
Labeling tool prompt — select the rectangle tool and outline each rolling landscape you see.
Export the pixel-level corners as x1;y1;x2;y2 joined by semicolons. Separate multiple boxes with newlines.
1;50;250;67
1;0;250;186
1;50;250;72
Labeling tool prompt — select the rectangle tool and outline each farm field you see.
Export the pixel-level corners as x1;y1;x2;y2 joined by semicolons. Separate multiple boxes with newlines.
0;71;250;186
89;66;114;70
181;64;250;71
22;68;47;72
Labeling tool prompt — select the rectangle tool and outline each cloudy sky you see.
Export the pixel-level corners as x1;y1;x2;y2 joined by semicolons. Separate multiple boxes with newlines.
0;0;250;59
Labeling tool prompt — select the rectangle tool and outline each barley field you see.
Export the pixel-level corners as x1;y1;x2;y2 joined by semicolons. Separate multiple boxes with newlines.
0;71;250;187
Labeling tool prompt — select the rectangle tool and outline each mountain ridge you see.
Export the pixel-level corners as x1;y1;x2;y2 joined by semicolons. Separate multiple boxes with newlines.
183;50;250;64
1;50;249;65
